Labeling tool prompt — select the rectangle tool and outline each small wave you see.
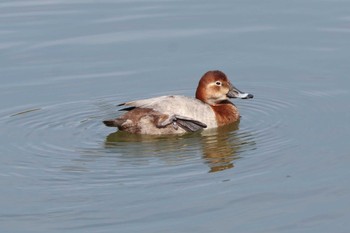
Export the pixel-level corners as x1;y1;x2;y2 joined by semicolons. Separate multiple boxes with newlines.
0;82;296;182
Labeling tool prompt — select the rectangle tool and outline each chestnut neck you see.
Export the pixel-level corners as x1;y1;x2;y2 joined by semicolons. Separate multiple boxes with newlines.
195;81;207;103
210;102;239;126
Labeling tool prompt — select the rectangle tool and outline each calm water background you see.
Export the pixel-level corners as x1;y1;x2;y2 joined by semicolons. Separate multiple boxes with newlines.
1;0;350;232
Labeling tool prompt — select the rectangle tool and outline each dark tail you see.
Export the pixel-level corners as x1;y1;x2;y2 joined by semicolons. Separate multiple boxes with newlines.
103;119;119;127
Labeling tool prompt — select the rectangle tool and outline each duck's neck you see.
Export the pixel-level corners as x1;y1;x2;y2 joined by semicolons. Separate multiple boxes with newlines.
210;102;239;127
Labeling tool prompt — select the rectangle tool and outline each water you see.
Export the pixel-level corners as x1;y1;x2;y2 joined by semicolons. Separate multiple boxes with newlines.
1;0;350;232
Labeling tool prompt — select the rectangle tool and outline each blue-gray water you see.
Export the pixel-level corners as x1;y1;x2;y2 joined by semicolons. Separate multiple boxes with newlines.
1;0;350;232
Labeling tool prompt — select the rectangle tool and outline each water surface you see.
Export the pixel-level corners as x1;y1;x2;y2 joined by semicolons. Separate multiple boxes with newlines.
1;0;350;232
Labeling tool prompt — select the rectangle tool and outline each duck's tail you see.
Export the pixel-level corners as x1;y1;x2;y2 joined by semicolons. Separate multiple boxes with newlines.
103;119;124;127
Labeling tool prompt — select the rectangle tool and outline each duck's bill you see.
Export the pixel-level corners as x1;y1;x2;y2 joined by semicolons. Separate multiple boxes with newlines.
227;84;254;99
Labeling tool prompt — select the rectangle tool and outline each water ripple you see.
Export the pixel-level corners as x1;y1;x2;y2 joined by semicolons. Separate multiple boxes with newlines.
0;82;296;182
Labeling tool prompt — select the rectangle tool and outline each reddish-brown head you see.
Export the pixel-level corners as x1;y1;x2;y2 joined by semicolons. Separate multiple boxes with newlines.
195;70;253;106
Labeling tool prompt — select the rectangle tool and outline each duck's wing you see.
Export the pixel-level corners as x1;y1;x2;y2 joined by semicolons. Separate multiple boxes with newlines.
175;116;207;132
157;114;207;132
118;95;217;130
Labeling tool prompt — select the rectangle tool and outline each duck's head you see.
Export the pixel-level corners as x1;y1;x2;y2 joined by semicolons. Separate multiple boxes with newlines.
195;70;253;105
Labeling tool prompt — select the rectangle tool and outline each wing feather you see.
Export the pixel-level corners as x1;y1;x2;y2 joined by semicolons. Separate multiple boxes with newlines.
118;95;217;129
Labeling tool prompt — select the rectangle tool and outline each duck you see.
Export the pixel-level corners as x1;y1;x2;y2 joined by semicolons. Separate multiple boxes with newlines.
103;70;253;135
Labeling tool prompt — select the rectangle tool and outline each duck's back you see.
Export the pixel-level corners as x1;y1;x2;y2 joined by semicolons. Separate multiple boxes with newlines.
121;95;217;129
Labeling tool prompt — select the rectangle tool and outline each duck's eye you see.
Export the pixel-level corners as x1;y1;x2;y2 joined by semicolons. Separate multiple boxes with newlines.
215;81;222;86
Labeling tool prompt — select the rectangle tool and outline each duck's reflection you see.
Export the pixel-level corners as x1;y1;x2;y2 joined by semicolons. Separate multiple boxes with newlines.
200;122;240;172
104;120;255;173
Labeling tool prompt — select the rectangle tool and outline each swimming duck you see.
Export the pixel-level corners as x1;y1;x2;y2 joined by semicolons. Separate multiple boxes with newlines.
103;70;253;135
